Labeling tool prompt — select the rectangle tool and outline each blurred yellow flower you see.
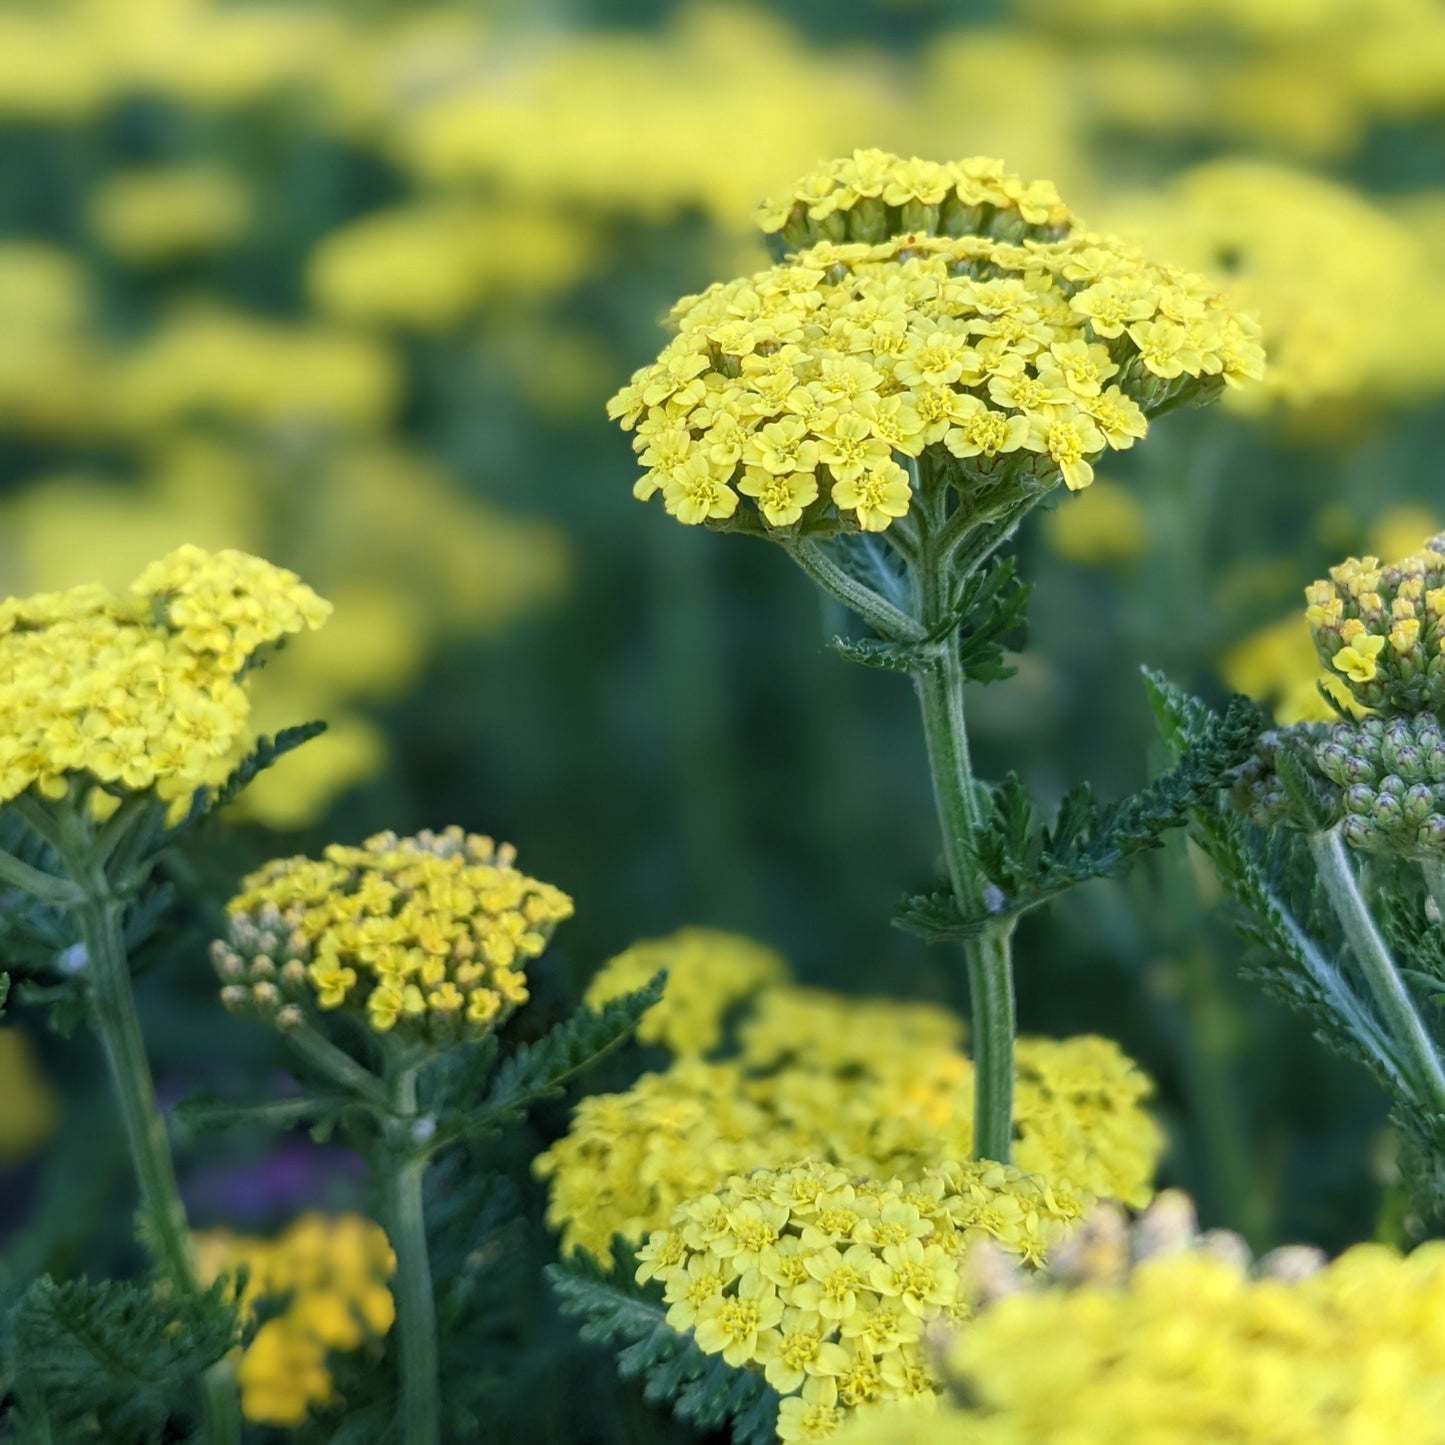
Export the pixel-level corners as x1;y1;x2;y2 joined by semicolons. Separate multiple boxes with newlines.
89;165;254;265
0;1028;60;1166
107;306;400;436
308;202;598;330
1040;478;1149;566
195;1212;394;1427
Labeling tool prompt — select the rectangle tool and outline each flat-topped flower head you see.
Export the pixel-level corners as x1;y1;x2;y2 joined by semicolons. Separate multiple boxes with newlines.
214;826;573;1048
0;546;329;817
1307;533;1445;716
536;976;1161;1266
757;150;1074;254
610;219;1262;537
634;1158;1083;1436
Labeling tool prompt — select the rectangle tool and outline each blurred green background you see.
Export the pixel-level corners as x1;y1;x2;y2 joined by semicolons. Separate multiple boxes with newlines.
2;0;1444;1434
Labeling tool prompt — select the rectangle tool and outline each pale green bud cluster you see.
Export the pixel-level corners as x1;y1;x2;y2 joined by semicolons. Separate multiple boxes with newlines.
1232;713;1445;858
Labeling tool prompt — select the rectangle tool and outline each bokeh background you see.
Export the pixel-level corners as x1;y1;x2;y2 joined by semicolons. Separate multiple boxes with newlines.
2;0;1444;1435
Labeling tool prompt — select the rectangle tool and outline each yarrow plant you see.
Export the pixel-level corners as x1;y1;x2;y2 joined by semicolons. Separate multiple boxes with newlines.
1170;531;1445;1211
539;935;1162;1266
0;545;331;1440
632;1158;1083;1439
827;1190;1445;1444
0;553;663;1445
608;148;1264;1167
194;1212;395;1427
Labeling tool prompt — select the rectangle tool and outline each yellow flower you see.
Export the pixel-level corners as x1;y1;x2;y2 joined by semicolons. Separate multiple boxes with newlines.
637;1159;1080;1435
216;827;572;1047
0;548;328;817
195;1213;394;1428
584;928;789;1056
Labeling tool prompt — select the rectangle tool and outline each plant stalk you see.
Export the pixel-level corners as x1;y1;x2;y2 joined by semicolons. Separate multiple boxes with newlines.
1311;827;1445;1113
914;643;1016;1163
77;891;240;1444
384;1064;440;1445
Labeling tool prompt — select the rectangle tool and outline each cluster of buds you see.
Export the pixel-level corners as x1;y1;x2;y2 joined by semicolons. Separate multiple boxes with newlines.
1306;535;1445;716
963;1189;1324;1307
756;149;1073;255
214;827;574;1050
1232;714;1445;857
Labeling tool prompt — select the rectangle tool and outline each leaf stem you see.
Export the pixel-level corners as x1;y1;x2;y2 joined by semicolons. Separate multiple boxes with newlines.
786;538;927;642
384;1062;441;1445
1310;827;1445;1113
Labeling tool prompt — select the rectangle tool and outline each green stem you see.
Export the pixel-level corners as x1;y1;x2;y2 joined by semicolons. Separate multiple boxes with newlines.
285;1020;391;1112
0;847;84;908
914;644;1016;1163
77;892;240;1443
1311;828;1445;1113
384;1064;440;1445
1422;857;1445;923
787;538;927;642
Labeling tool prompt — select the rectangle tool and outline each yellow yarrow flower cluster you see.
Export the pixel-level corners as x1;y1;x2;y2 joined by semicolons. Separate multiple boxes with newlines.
215;826;573;1046
536;974;1162;1264
194;1213;394;1428
849;1242;1445;1445
583;927;789;1056
88;164;253;267
0;546;329;814
1306;533;1445;713
610;215;1262;533
635;1159;1083;1441
756;150;1073;253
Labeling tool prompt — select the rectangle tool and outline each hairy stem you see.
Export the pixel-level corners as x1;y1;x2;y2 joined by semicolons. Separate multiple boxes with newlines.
385;1064;440;1445
1311;828;1445;1113
787;538;927;642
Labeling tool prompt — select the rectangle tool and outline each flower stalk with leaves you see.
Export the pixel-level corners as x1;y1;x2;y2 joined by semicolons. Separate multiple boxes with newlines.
0;545;333;1441
210;825;662;1444
608;149;1264;1163
1181;532;1445;1208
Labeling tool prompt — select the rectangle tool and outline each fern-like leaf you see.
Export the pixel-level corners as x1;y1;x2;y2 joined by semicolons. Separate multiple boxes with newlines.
547;1247;778;1445
431;972;665;1149
5;1275;238;1442
172;721;327;837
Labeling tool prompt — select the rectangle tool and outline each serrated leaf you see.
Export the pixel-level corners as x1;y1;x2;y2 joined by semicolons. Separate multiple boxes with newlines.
829;635;933;673
431;972;666;1150
6;1275;238;1443
548;1246;778;1445
897;693;1265;942
172;721;327;837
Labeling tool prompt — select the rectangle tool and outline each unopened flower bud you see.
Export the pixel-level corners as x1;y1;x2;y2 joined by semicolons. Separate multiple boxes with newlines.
220;985;251;1014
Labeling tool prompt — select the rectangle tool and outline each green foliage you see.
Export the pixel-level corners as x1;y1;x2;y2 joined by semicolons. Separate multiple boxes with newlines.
829;634;931;673
948;553;1032;683
1145;672;1413;1094
897;683;1263;941
547;1246;779;1445
428;971;666;1149
2;1275;239;1443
